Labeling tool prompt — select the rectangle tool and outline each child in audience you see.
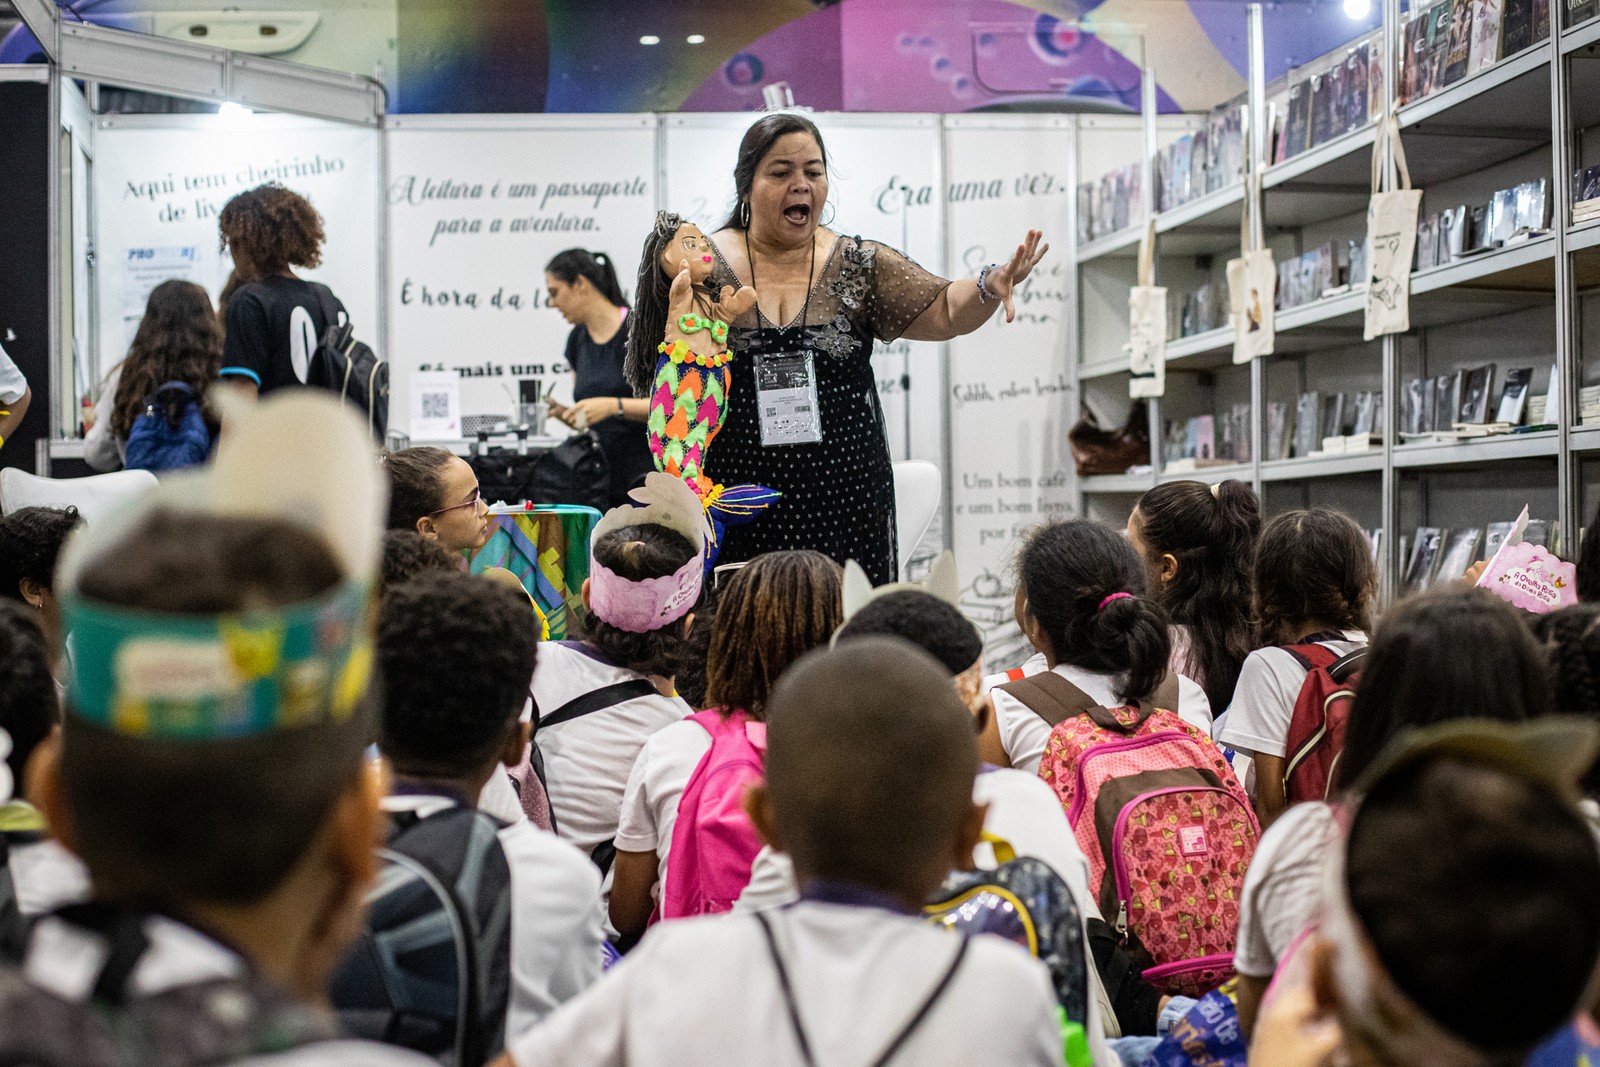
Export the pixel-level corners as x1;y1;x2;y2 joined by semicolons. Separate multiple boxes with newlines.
0;601;87;918
383;446;494;554
0;505;82;649
379;529;461;597
1126;479;1260;710
608;549;842;940
980;520;1211;774
495;638;1064;1067
1252;720;1600;1066
1233;586;1553;1035
519;474;702;864
376;571;603;1038
1537;604;1600;800
1216;508;1374;821
0;390;432;1063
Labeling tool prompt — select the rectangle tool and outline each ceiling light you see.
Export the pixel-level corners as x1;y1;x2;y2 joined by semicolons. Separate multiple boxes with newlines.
640;35;660;45
687;34;706;44
1342;0;1371;18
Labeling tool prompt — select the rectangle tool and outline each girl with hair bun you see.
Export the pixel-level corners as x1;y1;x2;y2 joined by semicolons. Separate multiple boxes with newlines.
1127;479;1261;710
978;519;1213;774
545;248;653;507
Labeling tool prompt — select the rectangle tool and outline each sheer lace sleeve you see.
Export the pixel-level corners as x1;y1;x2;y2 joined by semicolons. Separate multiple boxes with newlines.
857;239;949;342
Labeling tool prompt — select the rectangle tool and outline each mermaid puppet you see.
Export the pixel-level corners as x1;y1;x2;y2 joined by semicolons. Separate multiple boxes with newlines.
624;211;778;570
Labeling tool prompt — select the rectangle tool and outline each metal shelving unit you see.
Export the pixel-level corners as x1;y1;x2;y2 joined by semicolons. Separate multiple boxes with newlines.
1070;1;1588;594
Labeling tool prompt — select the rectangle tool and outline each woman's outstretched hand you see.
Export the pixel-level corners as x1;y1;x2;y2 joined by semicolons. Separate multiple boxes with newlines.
984;229;1049;323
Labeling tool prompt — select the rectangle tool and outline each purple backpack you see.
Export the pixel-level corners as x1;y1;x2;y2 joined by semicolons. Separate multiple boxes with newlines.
660;708;766;921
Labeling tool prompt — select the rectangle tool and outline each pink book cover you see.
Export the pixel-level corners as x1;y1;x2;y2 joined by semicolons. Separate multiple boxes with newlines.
1476;506;1577;613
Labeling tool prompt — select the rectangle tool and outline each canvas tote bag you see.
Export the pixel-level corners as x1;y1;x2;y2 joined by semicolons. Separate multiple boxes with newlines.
1129;219;1168;399
1228;172;1276;365
1364;117;1422;340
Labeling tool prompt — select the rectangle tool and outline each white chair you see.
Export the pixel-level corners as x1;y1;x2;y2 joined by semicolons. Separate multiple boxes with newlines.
891;460;942;578
0;467;158;525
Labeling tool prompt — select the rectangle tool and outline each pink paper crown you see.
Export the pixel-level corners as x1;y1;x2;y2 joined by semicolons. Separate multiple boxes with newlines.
587;472;711;634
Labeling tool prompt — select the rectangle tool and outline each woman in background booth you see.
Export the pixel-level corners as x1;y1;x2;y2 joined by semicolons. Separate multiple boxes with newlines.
85;280;223;471
629;113;1048;585
545;249;654;508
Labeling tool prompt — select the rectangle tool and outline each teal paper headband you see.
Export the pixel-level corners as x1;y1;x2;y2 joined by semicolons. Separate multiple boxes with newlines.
62;581;373;741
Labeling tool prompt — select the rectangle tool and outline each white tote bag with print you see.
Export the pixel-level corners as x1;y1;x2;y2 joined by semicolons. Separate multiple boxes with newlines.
1228;175;1276;365
1129;220;1167;399
1364;118;1423;340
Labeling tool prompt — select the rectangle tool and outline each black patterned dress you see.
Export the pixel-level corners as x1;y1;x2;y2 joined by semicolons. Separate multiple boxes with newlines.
707;234;949;585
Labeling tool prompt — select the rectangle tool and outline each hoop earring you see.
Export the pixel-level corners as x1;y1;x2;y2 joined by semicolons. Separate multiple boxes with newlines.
821;202;835;227
739;199;751;228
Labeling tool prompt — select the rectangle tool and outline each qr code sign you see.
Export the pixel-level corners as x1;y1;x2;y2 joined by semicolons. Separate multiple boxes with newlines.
421;392;450;418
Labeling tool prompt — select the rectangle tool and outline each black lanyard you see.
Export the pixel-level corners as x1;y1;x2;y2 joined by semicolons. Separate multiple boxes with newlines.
754;910;970;1067
745;229;818;345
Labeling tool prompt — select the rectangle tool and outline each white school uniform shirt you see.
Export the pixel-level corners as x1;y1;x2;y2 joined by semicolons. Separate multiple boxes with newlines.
506;901;1063;1067
990;663;1213;776
15;913;434;1066
612;715;718;904
1215;631;1366;760
0;342;25;406
382;793;604;1038
983;626;1201;694
529;641;690;856
734;769;1121;1066
1233;801;1340;979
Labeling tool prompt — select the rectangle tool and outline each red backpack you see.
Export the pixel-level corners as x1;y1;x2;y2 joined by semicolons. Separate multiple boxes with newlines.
1280;642;1367;805
1002;672;1259;998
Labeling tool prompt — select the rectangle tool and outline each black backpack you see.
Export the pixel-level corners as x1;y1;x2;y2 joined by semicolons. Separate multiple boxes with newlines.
307;283;389;439
0;904;336;1067
468;432;611;511
330;803;513;1067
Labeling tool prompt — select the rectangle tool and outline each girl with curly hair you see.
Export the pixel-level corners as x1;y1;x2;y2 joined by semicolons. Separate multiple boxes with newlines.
216;183;347;397
85;280;222;469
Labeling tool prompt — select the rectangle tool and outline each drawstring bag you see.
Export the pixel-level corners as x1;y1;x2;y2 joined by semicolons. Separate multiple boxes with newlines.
1227;172;1276;365
1129;220;1168;400
1364;117;1423;340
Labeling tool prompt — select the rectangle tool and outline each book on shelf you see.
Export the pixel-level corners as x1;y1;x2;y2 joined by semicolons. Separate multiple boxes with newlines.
1284;80;1311;160
1417;214;1439;270
1434;372;1464;432
1569;0;1597;31
1502;0;1535;56
1437;528;1485;582
1524;518;1558;552
1402;12;1430;103
1309;71;1335;149
1441;0;1477;85
1459;364;1497;425
1404;527;1449;594
1439;205;1468;260
1513;178;1550;235
1352;391;1379;436
1484;520;1518;560
1189;129;1208;204
1488;188;1519;246
1497;367;1533;424
1534;0;1551;39
1267;401;1291;460
1528;393;1548;423
1369;34;1387;119
1344;44;1370;132
1295;391;1323;458
1365;528;1384;565
1468;0;1504;77
1404;376;1433;434
1426;1;1457;91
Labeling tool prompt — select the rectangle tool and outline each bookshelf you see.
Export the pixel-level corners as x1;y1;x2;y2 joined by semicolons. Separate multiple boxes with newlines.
1068;0;1598;599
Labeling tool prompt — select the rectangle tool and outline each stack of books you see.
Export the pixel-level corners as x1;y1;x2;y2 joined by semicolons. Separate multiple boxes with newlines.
1574;165;1600;224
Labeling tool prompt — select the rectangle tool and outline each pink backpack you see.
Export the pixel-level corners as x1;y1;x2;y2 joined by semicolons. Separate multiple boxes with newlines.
659;708;767;921
1001;672;1259;998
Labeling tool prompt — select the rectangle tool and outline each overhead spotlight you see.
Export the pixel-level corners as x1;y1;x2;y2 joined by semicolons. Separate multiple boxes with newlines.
1342;0;1372;18
217;101;253;119
640;35;661;45
687;34;706;44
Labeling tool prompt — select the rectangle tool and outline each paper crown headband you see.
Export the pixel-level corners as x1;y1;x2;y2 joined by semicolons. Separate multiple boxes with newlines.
841;551;959;622
588;472;712;634
57;391;386;741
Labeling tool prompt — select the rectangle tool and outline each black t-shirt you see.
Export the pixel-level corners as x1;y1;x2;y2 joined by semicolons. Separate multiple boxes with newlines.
221;277;346;395
566;319;654;507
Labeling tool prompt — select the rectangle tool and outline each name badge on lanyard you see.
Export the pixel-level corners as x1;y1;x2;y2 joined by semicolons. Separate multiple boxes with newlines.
755;350;823;447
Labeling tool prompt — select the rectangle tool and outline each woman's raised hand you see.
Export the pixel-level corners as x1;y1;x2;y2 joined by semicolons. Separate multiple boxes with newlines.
984;229;1049;323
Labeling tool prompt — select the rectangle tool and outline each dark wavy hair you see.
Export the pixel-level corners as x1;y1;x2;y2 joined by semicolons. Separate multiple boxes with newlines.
110;280;223;441
0;505;82;602
623;212;685;397
1017;519;1172;706
546;248;629;309
717;112;829;231
705;550;842;721
1339;586;1552;793
580;523;699;678
383;447;456;532
1577;500;1600;603
1253;508;1375;646
0;601;57;788
1534;603;1600;796
1132;480;1260;709
218;183;324;278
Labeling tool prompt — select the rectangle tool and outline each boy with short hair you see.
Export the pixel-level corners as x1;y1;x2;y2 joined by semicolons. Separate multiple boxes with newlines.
1252;719;1600;1065
0;391;431;1065
496;638;1062;1067
374;570;604;1039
